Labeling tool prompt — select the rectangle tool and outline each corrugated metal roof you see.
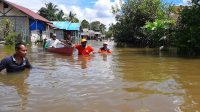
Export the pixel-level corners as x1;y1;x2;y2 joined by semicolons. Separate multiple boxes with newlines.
51;21;71;30
51;21;80;31
4;0;51;23
67;23;80;31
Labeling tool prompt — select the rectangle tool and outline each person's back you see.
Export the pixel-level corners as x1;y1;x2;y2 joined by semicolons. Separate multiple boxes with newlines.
44;38;52;48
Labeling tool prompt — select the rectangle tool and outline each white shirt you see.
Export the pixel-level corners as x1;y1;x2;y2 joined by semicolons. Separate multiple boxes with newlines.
49;39;62;48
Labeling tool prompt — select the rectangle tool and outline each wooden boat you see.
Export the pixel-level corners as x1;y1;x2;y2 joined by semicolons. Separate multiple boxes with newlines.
47;47;74;55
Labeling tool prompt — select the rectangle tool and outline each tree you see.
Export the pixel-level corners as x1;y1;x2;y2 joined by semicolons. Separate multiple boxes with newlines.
111;0;171;47
38;2;80;22
81;19;89;29
99;24;106;34
90;21;106;33
143;19;176;48
38;2;58;21
90;21;100;31
56;10;65;21
175;0;200;56
65;11;79;23
192;0;200;6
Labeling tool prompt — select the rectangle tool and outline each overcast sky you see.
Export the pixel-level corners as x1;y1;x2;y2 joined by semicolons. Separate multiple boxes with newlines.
7;0;191;28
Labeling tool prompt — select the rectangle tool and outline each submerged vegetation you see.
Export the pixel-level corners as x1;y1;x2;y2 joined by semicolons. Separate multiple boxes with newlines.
110;0;200;56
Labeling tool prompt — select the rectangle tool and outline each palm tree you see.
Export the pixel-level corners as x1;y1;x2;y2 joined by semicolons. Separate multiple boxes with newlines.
65;11;79;22
56;10;65;21
38;2;59;21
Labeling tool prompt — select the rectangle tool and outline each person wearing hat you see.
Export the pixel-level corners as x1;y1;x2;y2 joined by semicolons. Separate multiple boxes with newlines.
47;33;66;48
98;42;112;53
74;38;94;56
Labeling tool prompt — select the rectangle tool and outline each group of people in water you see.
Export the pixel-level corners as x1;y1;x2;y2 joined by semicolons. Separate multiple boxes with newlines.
0;33;112;73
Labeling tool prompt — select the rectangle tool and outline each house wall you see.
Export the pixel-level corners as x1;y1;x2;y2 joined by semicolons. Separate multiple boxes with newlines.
55;30;64;40
0;2;30;42
0;16;30;42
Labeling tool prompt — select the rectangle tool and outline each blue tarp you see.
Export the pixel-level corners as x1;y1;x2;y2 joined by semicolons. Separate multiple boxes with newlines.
51;21;80;31
29;19;46;31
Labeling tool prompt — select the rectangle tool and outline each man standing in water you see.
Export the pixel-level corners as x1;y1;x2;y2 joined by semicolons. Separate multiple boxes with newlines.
98;42;112;53
74;39;95;56
0;42;32;72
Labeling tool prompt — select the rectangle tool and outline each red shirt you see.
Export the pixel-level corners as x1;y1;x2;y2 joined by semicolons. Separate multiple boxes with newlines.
75;45;94;55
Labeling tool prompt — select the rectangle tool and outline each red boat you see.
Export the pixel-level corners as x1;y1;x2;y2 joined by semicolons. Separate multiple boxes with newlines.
47;47;74;55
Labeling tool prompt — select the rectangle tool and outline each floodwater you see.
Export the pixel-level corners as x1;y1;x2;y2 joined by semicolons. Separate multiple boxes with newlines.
0;41;200;112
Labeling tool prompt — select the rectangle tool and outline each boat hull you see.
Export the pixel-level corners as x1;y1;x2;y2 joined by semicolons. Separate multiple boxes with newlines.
47;47;74;55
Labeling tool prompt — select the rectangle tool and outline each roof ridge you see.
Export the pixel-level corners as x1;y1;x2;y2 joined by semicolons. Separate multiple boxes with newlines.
3;0;51;23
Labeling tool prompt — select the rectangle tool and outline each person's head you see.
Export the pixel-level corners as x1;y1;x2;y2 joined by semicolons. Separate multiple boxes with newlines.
81;38;87;48
103;42;108;48
52;33;56;40
15;42;27;58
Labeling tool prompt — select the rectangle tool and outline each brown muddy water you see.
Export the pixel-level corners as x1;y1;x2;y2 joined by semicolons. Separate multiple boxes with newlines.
0;40;200;112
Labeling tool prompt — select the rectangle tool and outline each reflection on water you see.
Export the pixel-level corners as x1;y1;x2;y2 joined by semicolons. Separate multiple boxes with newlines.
0;70;30;111
0;41;200;112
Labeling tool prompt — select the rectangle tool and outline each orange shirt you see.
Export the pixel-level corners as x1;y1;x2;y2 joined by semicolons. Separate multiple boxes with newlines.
75;45;94;55
98;47;112;53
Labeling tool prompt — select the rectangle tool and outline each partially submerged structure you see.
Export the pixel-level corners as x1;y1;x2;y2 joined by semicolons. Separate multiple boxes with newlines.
0;0;55;42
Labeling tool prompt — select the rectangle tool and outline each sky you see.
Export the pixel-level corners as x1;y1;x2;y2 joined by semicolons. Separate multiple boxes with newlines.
7;0;191;28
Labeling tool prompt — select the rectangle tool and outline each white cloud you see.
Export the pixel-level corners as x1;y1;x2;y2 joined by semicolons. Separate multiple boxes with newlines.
182;0;192;5
58;0;120;28
7;0;44;12
7;0;120;28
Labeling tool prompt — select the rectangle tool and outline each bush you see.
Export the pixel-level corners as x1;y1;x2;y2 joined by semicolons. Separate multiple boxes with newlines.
5;32;19;45
175;5;200;56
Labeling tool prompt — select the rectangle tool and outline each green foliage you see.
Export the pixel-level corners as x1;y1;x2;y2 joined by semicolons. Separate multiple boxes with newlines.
0;18;14;37
111;0;172;47
38;3;59;21
175;4;200;56
0;18;20;45
143;19;176;47
38;3;79;22
192;0;200;6
5;32;19;45
105;30;112;38
56;10;65;21
65;11;79;22
81;19;89;29
90;21;106;33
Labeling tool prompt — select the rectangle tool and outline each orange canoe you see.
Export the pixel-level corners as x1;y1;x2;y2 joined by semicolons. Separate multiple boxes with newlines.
47;47;74;55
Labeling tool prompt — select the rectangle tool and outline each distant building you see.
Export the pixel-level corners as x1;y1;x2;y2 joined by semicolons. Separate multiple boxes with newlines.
51;21;81;43
81;28;96;40
0;0;55;42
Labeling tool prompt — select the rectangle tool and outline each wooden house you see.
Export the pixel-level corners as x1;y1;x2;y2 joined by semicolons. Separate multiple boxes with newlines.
0;0;55;43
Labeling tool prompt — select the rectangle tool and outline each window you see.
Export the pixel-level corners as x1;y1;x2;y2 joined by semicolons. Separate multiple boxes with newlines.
4;3;9;8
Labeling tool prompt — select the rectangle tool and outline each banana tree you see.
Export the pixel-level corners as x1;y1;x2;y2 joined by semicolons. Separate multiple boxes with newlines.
143;19;175;48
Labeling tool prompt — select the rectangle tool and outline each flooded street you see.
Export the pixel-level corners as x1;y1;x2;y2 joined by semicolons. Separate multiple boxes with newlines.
0;41;200;112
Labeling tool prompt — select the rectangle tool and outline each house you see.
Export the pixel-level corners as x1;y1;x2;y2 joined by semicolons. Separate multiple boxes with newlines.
0;0;55;42
51;21;81;43
81;28;96;40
